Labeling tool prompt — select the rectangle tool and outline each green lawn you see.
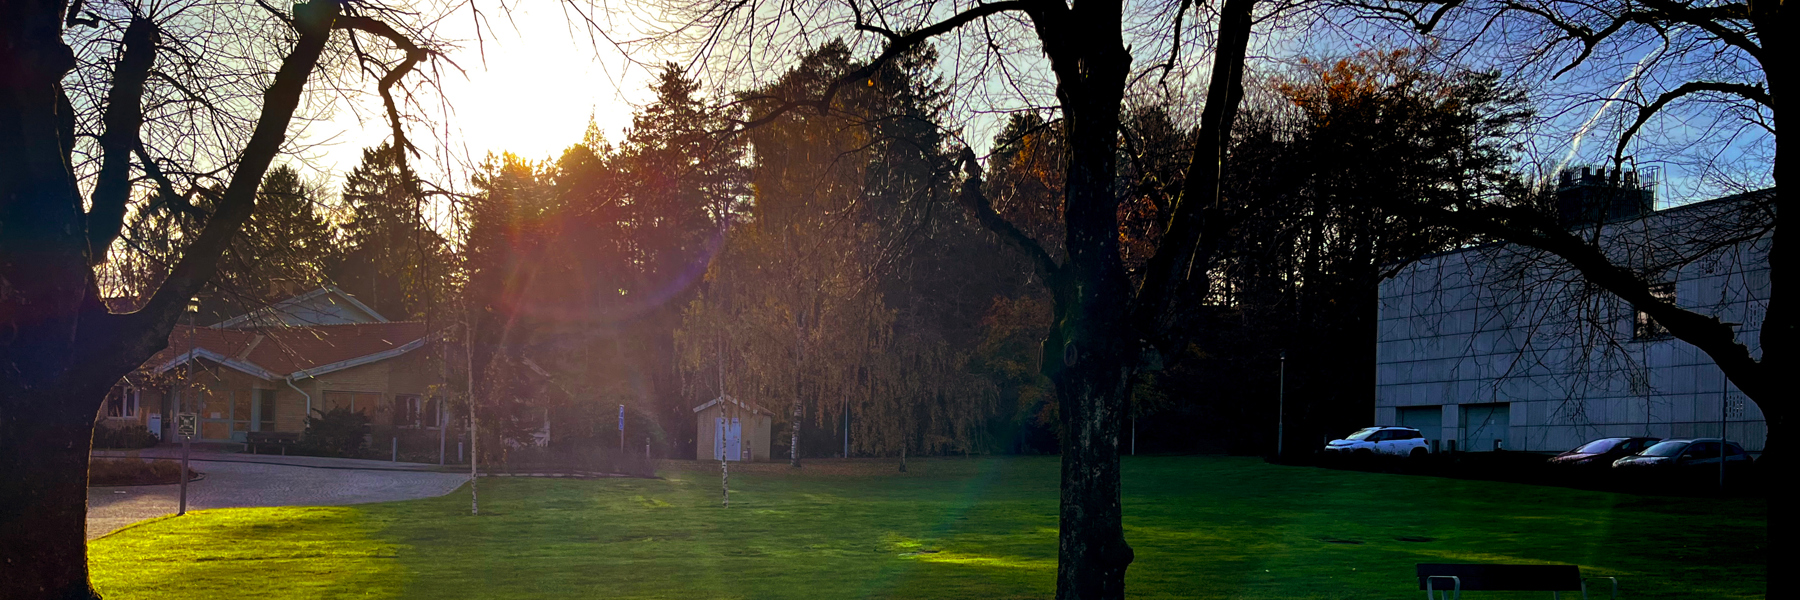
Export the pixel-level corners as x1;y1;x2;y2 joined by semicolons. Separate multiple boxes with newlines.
89;456;1766;599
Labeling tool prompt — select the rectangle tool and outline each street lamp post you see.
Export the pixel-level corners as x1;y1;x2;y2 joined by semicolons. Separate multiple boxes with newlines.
1277;350;1286;461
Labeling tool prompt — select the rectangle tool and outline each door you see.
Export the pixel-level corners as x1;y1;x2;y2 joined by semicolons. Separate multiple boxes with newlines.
714;416;743;461
253;389;277;432
1370;430;1395;455
1461;403;1511;451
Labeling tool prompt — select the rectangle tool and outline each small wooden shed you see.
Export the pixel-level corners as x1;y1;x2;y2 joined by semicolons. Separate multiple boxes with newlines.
693;395;773;462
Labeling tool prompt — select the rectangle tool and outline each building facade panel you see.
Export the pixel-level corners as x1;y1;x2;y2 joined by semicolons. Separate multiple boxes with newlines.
1373;191;1771;453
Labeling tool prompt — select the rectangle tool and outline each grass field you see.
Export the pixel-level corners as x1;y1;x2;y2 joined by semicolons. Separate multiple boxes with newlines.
88;456;1766;599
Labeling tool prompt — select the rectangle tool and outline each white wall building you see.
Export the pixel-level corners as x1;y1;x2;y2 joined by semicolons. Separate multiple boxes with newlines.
1374;188;1771;454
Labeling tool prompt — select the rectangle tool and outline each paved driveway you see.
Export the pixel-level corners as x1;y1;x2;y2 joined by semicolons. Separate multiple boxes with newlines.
88;458;469;540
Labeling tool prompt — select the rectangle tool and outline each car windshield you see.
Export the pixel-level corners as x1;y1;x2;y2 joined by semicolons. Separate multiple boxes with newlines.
1345;428;1379;441
1640;441;1689;457
1573;439;1620;453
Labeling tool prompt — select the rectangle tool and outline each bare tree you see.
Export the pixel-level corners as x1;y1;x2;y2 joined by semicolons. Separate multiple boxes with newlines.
638;0;1278;596
0;1;444;596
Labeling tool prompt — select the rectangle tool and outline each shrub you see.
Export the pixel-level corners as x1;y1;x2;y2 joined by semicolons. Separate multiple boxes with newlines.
300;407;370;458
92;424;162;449
88;458;195;485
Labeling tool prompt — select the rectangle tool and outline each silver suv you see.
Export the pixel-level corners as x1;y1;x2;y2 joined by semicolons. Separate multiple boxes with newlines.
1324;426;1432;458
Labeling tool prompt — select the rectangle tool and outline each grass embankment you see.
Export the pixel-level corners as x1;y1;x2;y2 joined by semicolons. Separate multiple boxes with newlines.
89;456;1765;599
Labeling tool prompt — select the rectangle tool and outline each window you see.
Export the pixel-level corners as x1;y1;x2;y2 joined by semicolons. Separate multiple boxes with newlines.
397;394;424;428
425;396;442;429
257;389;277;432
1634;282;1675;340
322;391;384;416
1682;441;1721;460
104;386;139;419
1574;439;1620;454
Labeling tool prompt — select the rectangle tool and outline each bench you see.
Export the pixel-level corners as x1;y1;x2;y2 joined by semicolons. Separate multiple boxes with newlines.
1417;563;1617;600
245;431;301;455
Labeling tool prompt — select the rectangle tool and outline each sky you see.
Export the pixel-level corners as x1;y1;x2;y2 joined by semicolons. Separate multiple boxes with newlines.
297;3;659;188
285;1;1770;209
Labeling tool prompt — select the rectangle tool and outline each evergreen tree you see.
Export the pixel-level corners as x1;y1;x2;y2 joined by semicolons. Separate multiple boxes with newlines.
333;143;450;319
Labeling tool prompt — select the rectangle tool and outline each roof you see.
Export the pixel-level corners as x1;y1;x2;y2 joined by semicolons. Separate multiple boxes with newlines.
213;286;388;328
148;321;432;381
692;394;768;415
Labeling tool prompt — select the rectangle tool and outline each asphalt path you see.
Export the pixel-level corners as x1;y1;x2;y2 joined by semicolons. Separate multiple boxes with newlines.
87;456;470;540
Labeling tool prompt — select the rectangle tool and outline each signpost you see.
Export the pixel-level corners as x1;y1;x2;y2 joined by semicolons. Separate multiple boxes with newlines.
176;412;197;515
618;404;625;453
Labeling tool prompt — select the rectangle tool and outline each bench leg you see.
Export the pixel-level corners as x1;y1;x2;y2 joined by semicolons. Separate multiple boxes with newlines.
1582;577;1618;600
1426;575;1460;600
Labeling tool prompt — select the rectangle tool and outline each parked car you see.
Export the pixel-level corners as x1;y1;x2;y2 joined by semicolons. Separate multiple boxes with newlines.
1612;438;1755;474
1549;437;1660;468
1323;426;1431;458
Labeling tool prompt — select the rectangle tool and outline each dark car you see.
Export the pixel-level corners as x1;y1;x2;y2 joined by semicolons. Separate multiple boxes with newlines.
1612;438;1755;475
1549;437;1660;467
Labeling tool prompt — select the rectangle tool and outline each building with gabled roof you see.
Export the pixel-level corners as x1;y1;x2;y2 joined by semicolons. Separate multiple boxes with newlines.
693;395;772;462
99;288;451;447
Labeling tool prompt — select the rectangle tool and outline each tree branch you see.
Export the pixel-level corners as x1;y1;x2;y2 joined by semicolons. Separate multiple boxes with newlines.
86;15;159;265
1615;80;1773;162
956;147;1060;281
335;15;431;157
77;0;342;383
1417;202;1768;402
722;0;1034;135
1131;0;1256;339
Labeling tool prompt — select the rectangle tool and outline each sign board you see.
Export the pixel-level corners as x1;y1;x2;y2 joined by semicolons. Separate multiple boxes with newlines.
618;404;625;431
176;413;198;438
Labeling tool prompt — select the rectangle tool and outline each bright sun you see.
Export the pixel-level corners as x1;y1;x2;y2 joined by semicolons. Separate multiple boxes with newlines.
306;4;651;184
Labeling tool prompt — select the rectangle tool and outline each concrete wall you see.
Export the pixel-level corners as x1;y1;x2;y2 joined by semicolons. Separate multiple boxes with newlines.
1375;194;1771;453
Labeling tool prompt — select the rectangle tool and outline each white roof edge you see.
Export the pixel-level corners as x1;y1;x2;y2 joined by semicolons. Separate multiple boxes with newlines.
288;335;427;380
152;349;277;381
692;394;762;414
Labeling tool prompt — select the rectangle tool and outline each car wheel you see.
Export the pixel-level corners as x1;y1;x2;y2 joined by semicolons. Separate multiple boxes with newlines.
1410;448;1427;460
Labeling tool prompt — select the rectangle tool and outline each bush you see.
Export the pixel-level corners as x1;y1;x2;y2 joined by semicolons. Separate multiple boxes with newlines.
92;424;162;449
89;458;195;485
300;407;370;458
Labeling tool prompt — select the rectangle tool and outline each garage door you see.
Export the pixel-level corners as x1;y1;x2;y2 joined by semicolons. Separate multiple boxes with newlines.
1460;402;1511;451
1398;406;1443;446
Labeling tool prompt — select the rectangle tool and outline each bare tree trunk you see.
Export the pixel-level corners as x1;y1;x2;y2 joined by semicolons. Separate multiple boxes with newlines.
790;398;803;468
1749;4;1788;585
0;392;104;600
